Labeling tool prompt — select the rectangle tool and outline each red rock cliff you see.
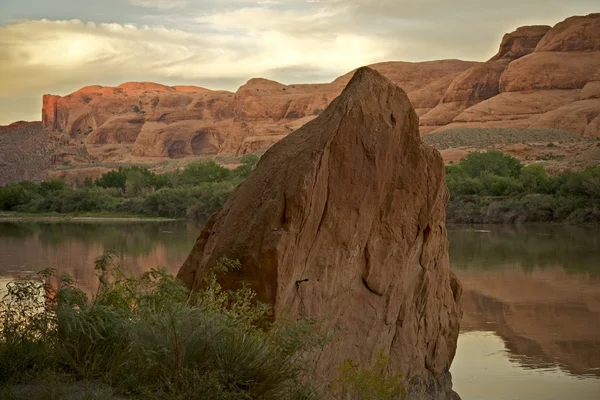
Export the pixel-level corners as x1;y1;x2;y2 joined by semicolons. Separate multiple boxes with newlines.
42;94;61;130
37;13;600;163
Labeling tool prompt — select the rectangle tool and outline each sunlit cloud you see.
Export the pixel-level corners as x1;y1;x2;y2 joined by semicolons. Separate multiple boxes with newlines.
0;0;597;123
0;18;387;94
130;0;190;9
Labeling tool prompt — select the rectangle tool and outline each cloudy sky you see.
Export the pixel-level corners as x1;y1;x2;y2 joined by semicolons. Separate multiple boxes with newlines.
0;0;597;124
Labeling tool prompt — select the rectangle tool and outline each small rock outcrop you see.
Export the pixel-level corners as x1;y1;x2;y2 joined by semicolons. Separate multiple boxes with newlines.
490;25;551;61
177;67;462;399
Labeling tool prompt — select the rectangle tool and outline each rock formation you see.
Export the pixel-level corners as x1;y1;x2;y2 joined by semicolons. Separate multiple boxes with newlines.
40;60;475;162
490;25;552;61
177;67;462;399
35;14;600;165
428;13;600;136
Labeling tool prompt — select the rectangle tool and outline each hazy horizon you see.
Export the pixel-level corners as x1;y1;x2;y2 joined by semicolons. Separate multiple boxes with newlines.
0;0;598;125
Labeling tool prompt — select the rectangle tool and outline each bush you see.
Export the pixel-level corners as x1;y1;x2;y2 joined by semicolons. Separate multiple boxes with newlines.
0;254;328;399
457;150;522;178
95;166;157;192
332;351;405;400
234;154;260;179
445;153;600;224
0;184;30;210
143;183;236;219
95;169;128;190
180;161;232;185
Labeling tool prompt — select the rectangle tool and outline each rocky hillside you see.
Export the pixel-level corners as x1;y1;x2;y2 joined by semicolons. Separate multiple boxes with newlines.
40;60;476;162
0;122;53;184
0;13;597;181
35;13;599;164
423;14;600;136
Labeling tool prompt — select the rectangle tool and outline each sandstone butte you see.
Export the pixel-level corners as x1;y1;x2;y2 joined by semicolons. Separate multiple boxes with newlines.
177;67;463;400
29;13;600;166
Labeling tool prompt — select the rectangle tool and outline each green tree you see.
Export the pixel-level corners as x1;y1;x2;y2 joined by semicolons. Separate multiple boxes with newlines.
459;151;522;178
180;161;231;185
234;154;260;179
39;179;66;195
95;169;127;190
125;170;149;197
519;164;554;193
0;184;28;210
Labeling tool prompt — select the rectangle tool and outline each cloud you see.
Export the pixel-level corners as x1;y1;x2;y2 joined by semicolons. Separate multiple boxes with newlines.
0;0;598;124
0;17;387;88
0;16;389;123
130;0;189;9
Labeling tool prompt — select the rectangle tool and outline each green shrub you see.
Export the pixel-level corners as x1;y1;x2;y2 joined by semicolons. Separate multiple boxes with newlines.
332;351;405;400
457;150;522;178
445;153;600;224
95;169;127;190
180;161;232;185
234;154;260;179
39;180;66;195
0;254;328;398
143;183;236;219
0;184;30;210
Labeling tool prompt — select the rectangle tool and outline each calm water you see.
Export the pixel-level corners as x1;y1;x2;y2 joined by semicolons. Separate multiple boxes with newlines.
0;221;599;399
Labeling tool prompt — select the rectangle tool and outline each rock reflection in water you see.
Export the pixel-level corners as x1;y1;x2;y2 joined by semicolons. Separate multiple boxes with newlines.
449;224;600;400
452;332;600;400
0;221;200;292
2;221;600;399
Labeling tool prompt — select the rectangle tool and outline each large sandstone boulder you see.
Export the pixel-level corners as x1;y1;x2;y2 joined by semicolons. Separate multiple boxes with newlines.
177;67;462;399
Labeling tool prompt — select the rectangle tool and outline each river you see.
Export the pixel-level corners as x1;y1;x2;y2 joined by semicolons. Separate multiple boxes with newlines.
0;221;599;399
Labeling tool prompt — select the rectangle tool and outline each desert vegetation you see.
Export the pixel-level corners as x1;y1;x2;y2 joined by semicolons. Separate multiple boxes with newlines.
446;151;600;224
0;253;405;399
1;150;599;224
0;155;259;221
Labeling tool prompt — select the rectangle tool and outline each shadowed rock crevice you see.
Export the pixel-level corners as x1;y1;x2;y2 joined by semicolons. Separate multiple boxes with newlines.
177;67;462;399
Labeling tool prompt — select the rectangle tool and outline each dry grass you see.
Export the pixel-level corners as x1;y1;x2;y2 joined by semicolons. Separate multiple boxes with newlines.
422;127;593;150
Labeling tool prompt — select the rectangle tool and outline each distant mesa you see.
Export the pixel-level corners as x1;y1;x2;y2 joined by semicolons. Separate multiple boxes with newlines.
0;13;597;174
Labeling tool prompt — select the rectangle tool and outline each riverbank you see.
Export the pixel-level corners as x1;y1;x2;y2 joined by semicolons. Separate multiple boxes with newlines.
0;212;177;222
2;152;599;225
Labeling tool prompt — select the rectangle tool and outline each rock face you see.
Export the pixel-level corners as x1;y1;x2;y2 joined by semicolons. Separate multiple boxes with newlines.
490;25;551;61
177;68;462;399
35;13;600;163
0;122;53;185
427;13;600;136
40;61;475;161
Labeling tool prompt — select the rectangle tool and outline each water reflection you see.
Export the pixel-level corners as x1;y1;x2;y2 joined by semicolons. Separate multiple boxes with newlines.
1;221;599;399
449;224;600;399
451;332;600;400
0;221;200;292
